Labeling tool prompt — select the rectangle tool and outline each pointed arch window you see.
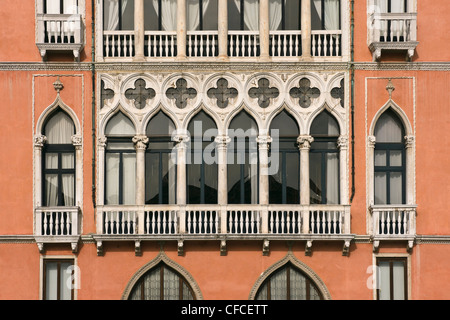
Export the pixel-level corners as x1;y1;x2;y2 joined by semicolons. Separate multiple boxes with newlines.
227;111;259;204
255;262;323;300
145;111;177;204
269;110;300;204
187;111;218;204
309;110;340;204
374;109;406;205
43;110;76;207
104;112;136;205
129;262;196;300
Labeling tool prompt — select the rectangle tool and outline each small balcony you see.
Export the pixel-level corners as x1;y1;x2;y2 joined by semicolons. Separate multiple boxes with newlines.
34;206;81;253
368;12;418;61
370;204;417;252
36;13;84;61
94;204;353;256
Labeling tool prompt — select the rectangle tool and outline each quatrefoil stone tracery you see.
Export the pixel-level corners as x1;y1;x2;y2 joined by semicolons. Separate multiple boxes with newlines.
331;78;345;108
207;78;238;108
166;78;197;109
101;80;114;109
248;78;279;108
125;78;156;109
289;78;321;108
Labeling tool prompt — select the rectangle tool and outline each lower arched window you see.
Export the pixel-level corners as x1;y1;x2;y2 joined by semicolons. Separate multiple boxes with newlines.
255;263;323;300
129;263;196;300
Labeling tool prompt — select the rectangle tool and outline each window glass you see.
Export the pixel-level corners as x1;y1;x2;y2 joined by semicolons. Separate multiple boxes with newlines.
377;258;407;300
311;0;340;30
104;0;135;30
44;260;74;300
187;0;218;30
228;0;259;31
105;112;135;136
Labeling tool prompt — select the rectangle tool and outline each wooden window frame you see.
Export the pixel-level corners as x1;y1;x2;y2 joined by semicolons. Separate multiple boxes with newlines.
376;257;408;300
43;259;75;301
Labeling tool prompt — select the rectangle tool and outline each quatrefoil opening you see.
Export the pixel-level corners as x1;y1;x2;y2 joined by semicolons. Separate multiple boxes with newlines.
166;78;197;109
289;78;321;108
330;78;345;108
125;78;156;109
207;78;238;108
248;78;279;108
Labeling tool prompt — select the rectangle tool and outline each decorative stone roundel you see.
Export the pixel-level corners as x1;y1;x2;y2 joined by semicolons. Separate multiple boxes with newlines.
207;78;238;108
289;77;321;108
165;78;197;109
125;78;156;109
248;78;279;108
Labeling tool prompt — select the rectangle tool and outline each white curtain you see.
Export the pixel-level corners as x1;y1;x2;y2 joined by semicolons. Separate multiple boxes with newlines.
235;0;259;31
122;153;136;204
45;112;74;144
105;112;135;135
374;113;403;143
62;153;75;206
106;153;120;204
374;172;387;204
154;0;177;31
326;153;339;204
46;173;59;207
313;0;340;30
168;121;176;204
269;0;282;30
105;0;129;31
163;267;180;299
187;0;210;30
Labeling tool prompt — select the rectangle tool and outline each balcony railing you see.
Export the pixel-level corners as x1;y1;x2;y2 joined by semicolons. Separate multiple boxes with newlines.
311;30;342;57
228;31;260;57
36;13;84;60
187;31;219;57
269;30;302;57
96;204;351;236
370;204;417;252
34;206;81;253
103;30;135;58
145;31;177;58
368;12;418;60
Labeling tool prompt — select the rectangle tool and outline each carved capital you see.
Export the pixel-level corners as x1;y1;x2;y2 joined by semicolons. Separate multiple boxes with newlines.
368;135;376;148
215;135;231;150
71;134;82;149
297;135;314;150
132;135;149;150
337;135;349;150
98;136;107;148
404;135;415;148
34;135;47;148
173;134;190;149
256;135;272;150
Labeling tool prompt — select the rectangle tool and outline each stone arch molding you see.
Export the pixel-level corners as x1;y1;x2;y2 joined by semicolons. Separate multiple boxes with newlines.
369;99;413;137
98;72;347;137
121;250;204;300
248;251;332;300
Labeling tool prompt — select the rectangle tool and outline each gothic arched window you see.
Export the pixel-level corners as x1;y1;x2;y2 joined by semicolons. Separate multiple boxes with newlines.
42;109;76;207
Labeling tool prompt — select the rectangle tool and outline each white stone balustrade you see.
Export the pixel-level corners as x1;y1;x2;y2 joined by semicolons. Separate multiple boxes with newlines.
228;31;260;57
144;31;177;58
269;31;302;57
311;30;342;57
35;206;80;236
96;204;351;236
370;205;417;237
36;13;84;60
187;31;219;57
103;31;135;58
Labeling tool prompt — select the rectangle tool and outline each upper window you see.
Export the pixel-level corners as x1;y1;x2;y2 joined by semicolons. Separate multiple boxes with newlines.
374;109;406;205
145;111;177;204
310;110;340;204
104;112;136;205
44;0;79;14
376;257;407;300
377;0;407;13
187;0;218;31
144;0;176;31
269;0;301;30
228;0;260;31
43;259;75;300
227;111;259;204
43;110;76;207
311;0;340;30
255;262;323;300
104;0;135;30
187;111;218;204
269;110;300;204
129;262;196;300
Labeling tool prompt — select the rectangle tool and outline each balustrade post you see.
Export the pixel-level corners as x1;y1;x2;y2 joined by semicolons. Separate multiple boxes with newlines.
218;0;228;60
220;206;228;234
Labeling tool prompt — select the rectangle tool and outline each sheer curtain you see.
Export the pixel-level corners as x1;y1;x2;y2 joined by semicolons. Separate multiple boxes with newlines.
235;0;259;31
62;153;75;206
154;0;177;31
326;116;339;204
105;0;129;30
45;112;74;144
45;153;59;207
269;0;282;30
187;0;210;30
313;0;340;30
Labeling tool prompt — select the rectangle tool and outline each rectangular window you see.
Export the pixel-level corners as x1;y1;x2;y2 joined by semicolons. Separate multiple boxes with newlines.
270;0;301;30
103;0;135;30
377;257;407;300
311;0;340;30
43;259;75;300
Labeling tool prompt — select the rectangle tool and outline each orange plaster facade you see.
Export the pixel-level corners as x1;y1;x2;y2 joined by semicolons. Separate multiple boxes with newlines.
1;0;450;301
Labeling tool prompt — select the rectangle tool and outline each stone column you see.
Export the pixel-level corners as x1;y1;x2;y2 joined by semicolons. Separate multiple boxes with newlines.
257;135;272;205
405;135;415;205
134;0;145;60
259;0;270;61
174;134;190;205
177;0;187;59
72;134;83;207
133;135;149;206
301;0;312;59
97;136;107;206
338;135;349;205
34;135;47;207
298;135;314;204
215;135;231;205
367;135;376;207
218;0;228;60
